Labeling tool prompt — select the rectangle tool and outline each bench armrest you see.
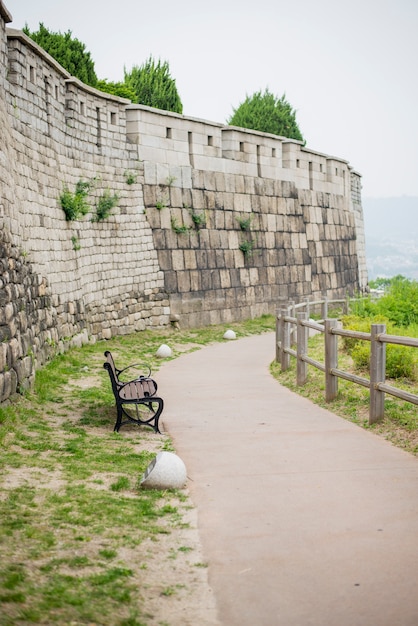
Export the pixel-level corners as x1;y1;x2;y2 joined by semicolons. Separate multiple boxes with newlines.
117;363;152;380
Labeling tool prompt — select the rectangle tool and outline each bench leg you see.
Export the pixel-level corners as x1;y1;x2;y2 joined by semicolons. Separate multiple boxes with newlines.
114;405;123;432
114;398;164;433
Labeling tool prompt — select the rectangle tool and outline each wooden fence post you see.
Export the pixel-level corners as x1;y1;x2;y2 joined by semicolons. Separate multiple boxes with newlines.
280;306;290;371
288;300;296;345
325;318;339;401
321;297;328;320
296;312;308;385
302;296;310;319
370;323;386;424
275;311;281;362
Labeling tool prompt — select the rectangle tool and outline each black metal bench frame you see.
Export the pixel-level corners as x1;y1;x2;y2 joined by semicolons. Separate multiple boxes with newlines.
103;351;164;433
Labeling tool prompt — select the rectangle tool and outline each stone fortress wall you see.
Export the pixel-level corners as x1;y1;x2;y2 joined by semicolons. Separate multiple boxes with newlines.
0;0;368;402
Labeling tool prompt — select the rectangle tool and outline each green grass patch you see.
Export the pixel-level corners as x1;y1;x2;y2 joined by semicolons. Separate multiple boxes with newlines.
271;330;418;455
0;314;275;625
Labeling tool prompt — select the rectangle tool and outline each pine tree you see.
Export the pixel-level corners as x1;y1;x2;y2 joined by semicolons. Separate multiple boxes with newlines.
23;23;98;87
124;56;183;113
227;89;304;142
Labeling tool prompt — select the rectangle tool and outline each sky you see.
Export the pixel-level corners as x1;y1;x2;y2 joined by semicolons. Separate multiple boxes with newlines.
6;0;418;199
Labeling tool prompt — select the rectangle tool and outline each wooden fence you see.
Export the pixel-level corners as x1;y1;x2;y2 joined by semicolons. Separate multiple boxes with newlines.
275;298;418;424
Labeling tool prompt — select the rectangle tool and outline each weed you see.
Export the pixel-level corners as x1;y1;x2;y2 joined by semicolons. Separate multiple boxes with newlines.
189;208;206;229
93;189;119;221
161;586;176;596
60;179;92;221
237;215;252;231
166;175;177;187
171;217;190;234
124;170;137;185
71;235;81;251
239;239;254;257
178;545;193;553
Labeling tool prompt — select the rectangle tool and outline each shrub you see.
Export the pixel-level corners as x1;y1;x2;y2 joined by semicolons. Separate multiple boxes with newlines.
376;277;418;327
351;342;370;370
350;332;416;380
386;345;415;379
341;314;389;353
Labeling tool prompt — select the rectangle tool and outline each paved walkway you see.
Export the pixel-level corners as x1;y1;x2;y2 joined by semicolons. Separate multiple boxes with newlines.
157;332;418;626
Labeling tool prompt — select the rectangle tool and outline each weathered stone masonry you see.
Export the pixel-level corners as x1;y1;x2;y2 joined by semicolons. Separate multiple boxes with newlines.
0;0;368;402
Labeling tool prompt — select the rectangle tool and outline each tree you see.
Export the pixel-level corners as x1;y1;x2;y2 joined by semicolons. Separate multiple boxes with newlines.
124;56;183;114
96;80;136;101
23;23;98;87
227;88;304;142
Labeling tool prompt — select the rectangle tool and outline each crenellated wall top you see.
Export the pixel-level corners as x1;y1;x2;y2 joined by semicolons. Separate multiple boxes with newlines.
3;8;361;201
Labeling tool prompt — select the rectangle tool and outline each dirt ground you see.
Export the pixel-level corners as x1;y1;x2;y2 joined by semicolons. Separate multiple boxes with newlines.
118;423;221;626
1;373;220;626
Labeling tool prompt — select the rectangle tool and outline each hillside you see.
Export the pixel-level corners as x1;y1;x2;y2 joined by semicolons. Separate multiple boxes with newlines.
362;196;418;280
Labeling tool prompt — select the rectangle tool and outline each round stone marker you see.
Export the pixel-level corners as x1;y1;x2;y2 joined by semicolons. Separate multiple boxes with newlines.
140;451;187;489
156;343;172;358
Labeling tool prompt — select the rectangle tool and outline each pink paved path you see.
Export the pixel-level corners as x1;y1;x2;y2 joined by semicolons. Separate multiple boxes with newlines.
157;332;418;626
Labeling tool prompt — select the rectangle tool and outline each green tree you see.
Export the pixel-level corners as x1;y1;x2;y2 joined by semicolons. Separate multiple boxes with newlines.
23;23;98;87
124;56;183;113
96;79;136;101
227;88;304;142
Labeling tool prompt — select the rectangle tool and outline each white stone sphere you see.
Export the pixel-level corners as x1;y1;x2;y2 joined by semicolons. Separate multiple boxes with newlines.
156;343;172;358
140;452;187;489
223;329;236;340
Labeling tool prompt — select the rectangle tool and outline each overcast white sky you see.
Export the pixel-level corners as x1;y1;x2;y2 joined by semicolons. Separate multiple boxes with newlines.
7;0;418;199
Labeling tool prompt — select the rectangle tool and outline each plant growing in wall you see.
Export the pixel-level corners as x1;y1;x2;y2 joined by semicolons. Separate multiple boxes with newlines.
124;170;138;185
154;176;177;210
92;189;120;221
237;215;252;231
166;175;177;187
189;208;206;229
171;217;190;234
71;235;81;251
239;239;255;258
155;199;168;210
59;180;92;221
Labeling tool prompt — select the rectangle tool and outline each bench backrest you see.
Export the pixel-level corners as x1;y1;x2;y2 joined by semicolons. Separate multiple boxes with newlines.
104;351;118;380
103;355;121;397
103;351;158;398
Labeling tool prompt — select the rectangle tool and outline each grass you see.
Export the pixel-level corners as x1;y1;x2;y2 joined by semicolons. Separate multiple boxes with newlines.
2;311;416;623
270;332;418;456
0;315;275;625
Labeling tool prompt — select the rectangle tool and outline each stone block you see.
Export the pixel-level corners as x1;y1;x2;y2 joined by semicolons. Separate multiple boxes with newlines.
171;250;185;271
183;250;197;270
177;272;191;292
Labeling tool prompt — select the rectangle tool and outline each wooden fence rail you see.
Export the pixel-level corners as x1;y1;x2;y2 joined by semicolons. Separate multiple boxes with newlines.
275;299;418;424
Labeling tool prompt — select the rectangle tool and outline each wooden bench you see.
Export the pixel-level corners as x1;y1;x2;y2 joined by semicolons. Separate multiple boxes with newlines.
103;351;164;433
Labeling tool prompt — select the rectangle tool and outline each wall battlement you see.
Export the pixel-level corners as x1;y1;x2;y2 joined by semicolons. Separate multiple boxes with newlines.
126;105;351;197
0;1;368;403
